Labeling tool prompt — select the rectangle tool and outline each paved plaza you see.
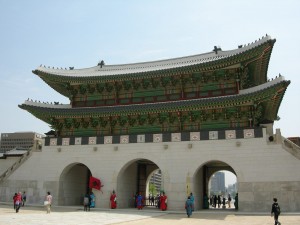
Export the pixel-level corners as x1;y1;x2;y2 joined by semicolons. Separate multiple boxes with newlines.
0;204;299;225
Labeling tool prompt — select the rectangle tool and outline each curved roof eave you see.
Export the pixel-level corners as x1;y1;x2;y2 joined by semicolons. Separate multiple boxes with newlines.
33;35;274;80
19;77;289;121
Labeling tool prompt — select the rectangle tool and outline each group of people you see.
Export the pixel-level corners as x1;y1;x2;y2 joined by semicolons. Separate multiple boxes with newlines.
12;189;282;225
209;194;238;209
83;192;96;211
12;192;25;213
13;191;52;213
185;193;195;217
134;191;168;211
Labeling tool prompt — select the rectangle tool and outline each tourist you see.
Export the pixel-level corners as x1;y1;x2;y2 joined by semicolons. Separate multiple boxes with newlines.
213;195;217;208
185;196;193;217
45;191;52;213
156;194;160;208
22;191;27;206
90;192;95;208
136;192;143;210
13;193;17;209
217;195;221;208
15;192;22;213
83;193;90;211
271;198;281;225
227;194;232;208
234;193;238;210
110;190;117;209
190;193;195;211
151;195;155;206
160;192;167;211
222;196;226;208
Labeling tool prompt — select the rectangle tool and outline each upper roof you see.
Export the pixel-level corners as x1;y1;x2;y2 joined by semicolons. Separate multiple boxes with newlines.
33;35;274;80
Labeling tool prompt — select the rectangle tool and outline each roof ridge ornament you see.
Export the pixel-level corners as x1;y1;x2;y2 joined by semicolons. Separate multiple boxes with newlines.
213;46;222;54
98;60;105;68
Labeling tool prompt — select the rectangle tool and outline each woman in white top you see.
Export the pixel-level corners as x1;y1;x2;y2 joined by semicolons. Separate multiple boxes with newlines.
45;191;53;213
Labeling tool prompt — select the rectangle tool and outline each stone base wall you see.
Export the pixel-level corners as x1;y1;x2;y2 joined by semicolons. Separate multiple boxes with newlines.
239;181;300;212
0;128;300;212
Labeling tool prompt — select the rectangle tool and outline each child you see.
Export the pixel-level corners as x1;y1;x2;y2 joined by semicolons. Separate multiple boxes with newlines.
83;194;90;211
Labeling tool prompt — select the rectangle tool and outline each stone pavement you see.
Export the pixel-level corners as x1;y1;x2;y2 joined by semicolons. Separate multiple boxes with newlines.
0;204;299;225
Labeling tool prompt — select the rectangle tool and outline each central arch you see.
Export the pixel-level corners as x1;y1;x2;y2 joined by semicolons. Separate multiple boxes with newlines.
193;160;237;210
116;158;160;208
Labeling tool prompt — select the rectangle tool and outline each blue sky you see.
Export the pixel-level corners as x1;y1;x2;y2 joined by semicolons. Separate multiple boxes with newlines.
0;0;299;138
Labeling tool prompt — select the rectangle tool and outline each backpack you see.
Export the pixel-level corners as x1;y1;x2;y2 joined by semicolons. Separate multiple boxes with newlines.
83;197;89;205
274;203;281;215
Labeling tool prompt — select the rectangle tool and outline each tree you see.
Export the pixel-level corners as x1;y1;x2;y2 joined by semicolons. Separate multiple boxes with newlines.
149;183;157;196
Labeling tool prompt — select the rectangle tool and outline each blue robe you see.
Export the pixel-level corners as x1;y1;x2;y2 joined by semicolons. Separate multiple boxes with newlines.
185;199;193;217
90;193;95;208
190;195;195;211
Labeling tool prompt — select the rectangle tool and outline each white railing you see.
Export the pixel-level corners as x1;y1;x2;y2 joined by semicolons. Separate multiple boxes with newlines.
282;137;300;160
0;150;32;182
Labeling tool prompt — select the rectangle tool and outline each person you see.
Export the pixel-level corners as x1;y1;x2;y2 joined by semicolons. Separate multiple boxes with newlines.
90;192;95;208
217;195;221;208
45;191;52;214
156;194;160;208
134;192;138;208
190;193;195;211
83;193;90;211
222;196;226;208
213;195;217;208
234;193;238;210
227;194;232;208
151;195;155;206
136;192;143;210
160;192;167;211
22;191;27;206
203;193;209;209
110;190;117;209
271;198;281;225
13;193;18;209
185;196;193;217
15;192;22;213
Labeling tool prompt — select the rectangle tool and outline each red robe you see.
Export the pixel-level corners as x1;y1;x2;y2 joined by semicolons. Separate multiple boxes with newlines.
110;193;117;209
160;195;167;211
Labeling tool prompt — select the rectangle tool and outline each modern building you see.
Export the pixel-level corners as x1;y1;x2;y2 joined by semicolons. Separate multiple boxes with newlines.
0;35;299;212
210;172;225;194
149;169;162;193
0;132;44;153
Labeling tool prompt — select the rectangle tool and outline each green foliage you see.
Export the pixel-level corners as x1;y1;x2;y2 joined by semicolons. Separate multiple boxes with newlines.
149;183;157;196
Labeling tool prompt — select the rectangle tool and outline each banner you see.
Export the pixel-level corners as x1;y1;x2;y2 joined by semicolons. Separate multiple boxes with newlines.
89;176;101;190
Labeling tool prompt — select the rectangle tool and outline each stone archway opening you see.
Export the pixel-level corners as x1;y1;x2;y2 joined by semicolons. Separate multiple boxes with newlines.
116;158;160;209
58;163;91;206
145;169;162;207
193;160;238;210
208;170;237;209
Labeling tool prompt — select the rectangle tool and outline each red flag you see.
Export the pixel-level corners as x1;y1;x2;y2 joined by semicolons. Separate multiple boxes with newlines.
89;176;101;190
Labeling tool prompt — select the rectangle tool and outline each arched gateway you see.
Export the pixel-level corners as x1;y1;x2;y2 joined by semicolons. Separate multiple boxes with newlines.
1;35;299;212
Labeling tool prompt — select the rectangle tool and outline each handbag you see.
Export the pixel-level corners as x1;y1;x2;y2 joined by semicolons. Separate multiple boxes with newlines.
44;201;49;205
